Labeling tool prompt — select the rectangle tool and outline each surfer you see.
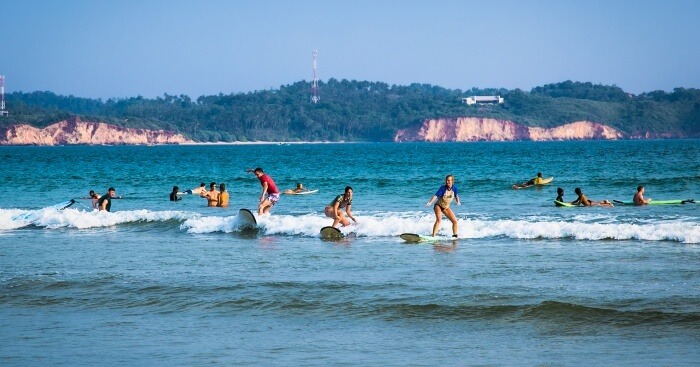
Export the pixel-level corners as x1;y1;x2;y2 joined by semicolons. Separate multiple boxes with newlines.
555;187;565;203
249;167;280;214
97;187;117;212
185;183;207;195
633;185;652;205
170;186;181;201
571;187;614;207
85;190;100;208
292;183;305;193
426;174;461;237
201;182;219;207
325;186;356;228
217;183;229;207
513;172;546;189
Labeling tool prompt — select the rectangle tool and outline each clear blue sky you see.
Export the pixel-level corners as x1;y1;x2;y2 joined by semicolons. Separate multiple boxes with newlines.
3;0;699;99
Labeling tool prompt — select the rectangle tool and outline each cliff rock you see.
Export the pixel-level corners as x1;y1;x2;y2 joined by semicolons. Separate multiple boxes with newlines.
394;117;625;142
0;117;193;145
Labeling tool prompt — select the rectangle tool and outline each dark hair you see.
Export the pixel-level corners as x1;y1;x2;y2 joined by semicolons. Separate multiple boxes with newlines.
173;186;179;192
557;187;564;194
89;190;95;195
637;185;644;192
108;187;115;192
574;187;582;195
200;183;206;187
220;183;226;191
210;182;216;187
254;167;264;174
537;172;542;177
344;186;353;194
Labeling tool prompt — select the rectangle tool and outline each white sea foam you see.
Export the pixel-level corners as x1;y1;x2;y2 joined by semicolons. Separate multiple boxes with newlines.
2;207;698;243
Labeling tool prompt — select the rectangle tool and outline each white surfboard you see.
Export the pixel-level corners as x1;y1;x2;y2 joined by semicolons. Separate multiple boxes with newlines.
283;189;319;195
238;208;257;227
399;233;451;243
320;226;343;239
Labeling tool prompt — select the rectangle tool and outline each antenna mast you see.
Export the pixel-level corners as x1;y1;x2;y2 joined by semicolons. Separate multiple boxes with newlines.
0;75;7;116
311;50;319;104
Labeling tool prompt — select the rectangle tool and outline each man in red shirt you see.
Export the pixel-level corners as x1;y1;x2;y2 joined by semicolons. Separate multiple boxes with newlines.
250;167;280;215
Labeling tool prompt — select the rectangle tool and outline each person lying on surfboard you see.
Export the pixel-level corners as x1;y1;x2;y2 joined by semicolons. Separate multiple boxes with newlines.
571;187;614;207
513;172;546;189
426;174;461;238
325;186;356;228
284;182;311;194
633;185;652;205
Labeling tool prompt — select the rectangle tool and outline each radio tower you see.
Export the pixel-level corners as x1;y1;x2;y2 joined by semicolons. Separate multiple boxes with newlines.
311;50;319;104
0;75;7;116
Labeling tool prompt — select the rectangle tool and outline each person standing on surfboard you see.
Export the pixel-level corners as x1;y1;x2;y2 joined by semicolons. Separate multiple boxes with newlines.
250;167;280;214
633;185;652;205
426;174;461;237
325;186;356;228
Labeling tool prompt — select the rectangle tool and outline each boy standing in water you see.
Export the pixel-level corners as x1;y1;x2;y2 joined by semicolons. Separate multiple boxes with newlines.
249;167;280;215
426;174;461;237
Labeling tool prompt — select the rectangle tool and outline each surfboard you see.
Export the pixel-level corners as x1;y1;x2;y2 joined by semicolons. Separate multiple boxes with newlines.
320;226;343;239
399;233;446;242
52;199;77;210
554;200;575;207
513;177;554;189
238;208;257;227
612;199;695;206
283;189;319;195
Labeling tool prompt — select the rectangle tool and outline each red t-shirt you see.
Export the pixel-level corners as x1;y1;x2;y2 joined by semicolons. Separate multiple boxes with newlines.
258;174;279;194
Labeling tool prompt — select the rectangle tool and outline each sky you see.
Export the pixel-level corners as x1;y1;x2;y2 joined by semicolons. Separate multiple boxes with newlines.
2;0;699;99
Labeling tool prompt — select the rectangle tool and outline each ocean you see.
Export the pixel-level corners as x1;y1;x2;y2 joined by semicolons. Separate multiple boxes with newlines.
1;140;698;366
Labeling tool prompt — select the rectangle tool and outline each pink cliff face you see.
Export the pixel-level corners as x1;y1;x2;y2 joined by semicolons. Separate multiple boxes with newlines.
0;117;193;145
394;117;625;142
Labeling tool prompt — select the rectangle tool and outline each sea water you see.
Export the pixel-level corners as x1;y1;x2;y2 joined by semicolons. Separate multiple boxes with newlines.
0;141;698;366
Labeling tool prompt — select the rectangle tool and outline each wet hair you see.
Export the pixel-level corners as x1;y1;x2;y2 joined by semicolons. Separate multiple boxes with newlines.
537;172;542;177
172;186;179;192
557;187;564;194
254;167;264;174
344;186;353;194
637;185;644;192
89;190;95;195
574;187;582;195
108;187;115;192
220;183;226;191
210;182;216;188
200;183;206;187
296;182;303;188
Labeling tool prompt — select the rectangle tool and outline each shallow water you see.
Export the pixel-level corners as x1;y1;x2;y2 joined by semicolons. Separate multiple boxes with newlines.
1;141;699;366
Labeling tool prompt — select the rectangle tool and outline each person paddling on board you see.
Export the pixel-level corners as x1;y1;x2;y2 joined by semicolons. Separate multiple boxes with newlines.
513;172;545;189
555;187;565;203
633;185;652;205
571;187;614;207
325;186;356;228
98;187;117;212
426;174;461;238
248;167;280;215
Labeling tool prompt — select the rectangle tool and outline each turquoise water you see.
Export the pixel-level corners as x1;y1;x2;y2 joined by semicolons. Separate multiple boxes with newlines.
1;141;699;366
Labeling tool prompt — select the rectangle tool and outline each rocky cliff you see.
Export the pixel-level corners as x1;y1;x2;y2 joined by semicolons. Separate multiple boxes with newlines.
394;118;625;142
0;117;193;145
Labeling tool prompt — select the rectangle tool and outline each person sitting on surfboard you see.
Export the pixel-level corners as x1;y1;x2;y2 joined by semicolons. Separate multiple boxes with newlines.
555;187;564;203
633;185;652;205
513;172;546;189
426;174;461;238
325;186;356;228
571;187;613;207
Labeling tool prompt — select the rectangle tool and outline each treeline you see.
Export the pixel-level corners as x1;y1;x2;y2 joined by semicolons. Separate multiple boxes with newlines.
2;80;699;141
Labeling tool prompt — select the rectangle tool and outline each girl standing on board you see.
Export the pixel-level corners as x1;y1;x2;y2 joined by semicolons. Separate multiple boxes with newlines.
325;186;356;228
426;174;461;237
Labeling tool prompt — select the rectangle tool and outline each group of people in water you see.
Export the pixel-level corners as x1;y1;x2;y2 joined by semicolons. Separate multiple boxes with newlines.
86;170;656;238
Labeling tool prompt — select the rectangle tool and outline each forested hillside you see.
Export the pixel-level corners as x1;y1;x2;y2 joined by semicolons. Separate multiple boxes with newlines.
2;80;699;141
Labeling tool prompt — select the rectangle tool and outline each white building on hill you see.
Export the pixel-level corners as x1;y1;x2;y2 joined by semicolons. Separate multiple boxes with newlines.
462;96;504;105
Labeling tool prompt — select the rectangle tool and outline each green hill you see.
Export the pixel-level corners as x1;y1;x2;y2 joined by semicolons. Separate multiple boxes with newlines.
2;80;699;141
